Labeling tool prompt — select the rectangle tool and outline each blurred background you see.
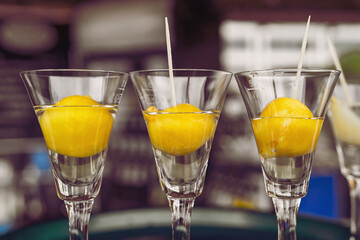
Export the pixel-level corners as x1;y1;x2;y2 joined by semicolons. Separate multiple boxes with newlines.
0;0;359;234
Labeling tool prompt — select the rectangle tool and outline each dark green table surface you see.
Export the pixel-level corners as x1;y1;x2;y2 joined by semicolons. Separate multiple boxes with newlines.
0;208;350;240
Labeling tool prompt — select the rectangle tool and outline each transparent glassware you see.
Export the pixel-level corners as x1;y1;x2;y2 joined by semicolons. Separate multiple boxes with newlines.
130;69;232;240
235;69;340;240
20;69;128;240
329;82;360;240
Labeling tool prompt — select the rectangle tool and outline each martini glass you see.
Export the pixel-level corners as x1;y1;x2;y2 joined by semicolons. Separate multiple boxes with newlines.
20;69;128;240
130;69;232;240
235;69;340;240
329;82;360;239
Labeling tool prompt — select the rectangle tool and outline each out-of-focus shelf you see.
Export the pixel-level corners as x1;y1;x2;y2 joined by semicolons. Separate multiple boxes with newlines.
0;138;46;155
224;9;360;23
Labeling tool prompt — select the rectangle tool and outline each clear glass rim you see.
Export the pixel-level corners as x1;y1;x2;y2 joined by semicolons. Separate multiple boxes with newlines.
20;68;129;77
234;68;341;76
129;68;233;76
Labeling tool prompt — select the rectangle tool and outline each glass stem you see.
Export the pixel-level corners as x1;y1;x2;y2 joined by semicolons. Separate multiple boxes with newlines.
348;178;360;239
272;198;301;240
168;197;195;240
65;199;94;240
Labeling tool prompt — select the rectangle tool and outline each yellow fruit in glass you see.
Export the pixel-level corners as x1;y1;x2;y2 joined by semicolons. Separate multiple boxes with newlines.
252;97;323;158
38;95;114;158
144;103;216;156
331;97;360;145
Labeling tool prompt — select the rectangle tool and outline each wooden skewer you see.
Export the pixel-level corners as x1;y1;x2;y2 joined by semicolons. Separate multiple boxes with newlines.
165;17;176;106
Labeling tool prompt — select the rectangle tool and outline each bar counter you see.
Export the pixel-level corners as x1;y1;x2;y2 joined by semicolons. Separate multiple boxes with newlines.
0;208;349;240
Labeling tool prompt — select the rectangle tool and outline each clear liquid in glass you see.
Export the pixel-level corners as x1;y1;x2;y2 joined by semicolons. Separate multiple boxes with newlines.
336;140;360;178
35;105;117;201
261;153;314;198
144;111;219;199
252;117;323;199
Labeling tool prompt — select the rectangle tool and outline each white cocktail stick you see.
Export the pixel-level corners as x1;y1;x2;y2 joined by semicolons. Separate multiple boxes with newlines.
165;17;176;106
293;16;311;98
327;35;352;104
